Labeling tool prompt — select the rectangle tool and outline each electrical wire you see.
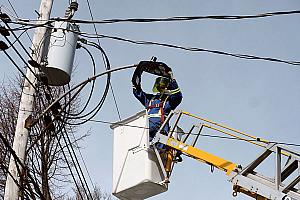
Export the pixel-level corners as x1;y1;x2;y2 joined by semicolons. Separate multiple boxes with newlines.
66;10;300;24
1;32;40;81
49;81;93;199
60;125;93;199
78;117;300;148
55;130;85;200
79;33;300;67
84;0;122;121
62;40;112;125
0;131;47;199
34;84;92;199
70;131;95;190
1;49;37;90
4;27;30;48
66;44;96;117
7;20;300;67
25;65;136;194
12;9;300;24
2;22;43;72
6;0;34;45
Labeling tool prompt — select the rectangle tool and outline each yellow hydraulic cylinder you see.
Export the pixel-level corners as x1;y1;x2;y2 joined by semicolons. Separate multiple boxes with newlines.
166;137;237;175
165;148;173;173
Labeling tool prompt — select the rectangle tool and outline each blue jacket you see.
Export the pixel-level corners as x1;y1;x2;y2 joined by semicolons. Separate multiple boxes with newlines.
133;79;183;138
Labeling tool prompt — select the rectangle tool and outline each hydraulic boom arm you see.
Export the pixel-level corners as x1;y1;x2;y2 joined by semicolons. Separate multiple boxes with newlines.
151;110;300;200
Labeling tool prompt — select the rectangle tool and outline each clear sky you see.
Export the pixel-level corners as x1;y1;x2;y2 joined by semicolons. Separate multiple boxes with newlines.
1;1;300;200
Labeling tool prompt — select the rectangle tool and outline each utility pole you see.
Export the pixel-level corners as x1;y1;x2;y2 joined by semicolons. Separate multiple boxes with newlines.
4;0;53;199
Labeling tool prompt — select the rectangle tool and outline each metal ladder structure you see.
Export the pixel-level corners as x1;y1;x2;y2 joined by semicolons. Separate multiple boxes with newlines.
150;110;300;200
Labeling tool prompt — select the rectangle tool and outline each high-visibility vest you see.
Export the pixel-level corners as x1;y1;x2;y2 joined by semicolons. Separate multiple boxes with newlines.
147;95;169;123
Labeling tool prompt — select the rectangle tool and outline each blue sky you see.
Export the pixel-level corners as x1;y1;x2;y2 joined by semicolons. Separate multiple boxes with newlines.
1;1;300;199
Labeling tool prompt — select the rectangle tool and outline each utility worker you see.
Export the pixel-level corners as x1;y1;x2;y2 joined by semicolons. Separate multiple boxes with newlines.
132;63;183;142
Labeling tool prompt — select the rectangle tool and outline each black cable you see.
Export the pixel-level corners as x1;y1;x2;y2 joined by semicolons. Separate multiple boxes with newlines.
0;131;47;199
10;9;300;25
55;130;85;200
49;10;300;24
5;27;30;48
80;33;300;67
9;21;300;67
56;92;93;199
31;64;136;129
46;83;96;192
67;44;96;117
35;85;90;200
84;0;122;121
6;0;34;45
62;41;111;124
79;117;300;148
1;33;40;79
60;125;93;199
4;21;41;63
2;50;37;90
70;131;95;190
7;21;52;31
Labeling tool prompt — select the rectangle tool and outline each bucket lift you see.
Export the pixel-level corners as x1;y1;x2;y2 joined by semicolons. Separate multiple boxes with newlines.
110;111;168;200
111;110;300;200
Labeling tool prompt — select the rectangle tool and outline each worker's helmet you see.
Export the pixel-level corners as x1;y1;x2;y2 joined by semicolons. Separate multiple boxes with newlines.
152;76;170;93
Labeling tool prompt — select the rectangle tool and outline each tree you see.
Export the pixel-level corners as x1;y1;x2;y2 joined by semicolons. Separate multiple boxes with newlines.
64;184;114;200
0;77;93;200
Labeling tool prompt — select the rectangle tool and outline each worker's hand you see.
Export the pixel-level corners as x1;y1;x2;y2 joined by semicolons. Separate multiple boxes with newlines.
132;65;143;88
167;70;174;79
132;75;141;88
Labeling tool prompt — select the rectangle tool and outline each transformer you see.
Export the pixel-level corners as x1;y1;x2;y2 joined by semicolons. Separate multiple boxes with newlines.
44;21;79;86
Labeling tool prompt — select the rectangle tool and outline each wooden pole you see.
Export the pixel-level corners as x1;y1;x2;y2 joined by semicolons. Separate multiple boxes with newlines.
4;0;53;199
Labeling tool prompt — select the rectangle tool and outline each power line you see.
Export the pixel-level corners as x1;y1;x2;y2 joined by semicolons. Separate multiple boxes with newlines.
80;118;300;148
79;32;300;67
2;50;37;90
35;84;93;199
12;9;299;24
71;131;95;190
0;130;47;199
8;19;300;67
84;0;122;121
58;10;300;24
6;0;34;45
60;125;93;199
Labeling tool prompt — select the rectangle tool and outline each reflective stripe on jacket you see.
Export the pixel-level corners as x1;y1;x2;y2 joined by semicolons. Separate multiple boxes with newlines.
133;78;183;123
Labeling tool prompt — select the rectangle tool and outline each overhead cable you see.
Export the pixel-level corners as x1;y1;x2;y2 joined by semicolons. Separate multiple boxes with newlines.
6;0;34;44
82;0;123;120
6;20;300;67
1;49;37;90
36;85;91;200
0;131;46;199
79;118;300;148
67;10;300;24
79;33;300;67
12;10;300;24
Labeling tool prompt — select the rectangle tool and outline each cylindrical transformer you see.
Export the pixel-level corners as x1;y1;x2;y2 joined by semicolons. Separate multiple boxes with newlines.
44;21;79;86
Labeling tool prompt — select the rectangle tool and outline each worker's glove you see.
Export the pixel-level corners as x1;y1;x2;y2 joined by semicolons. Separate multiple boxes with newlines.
167;69;174;80
132;64;144;88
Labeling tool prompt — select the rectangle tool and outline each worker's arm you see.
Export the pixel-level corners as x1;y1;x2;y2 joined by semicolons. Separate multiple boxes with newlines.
132;66;152;107
167;78;183;110
132;85;153;107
